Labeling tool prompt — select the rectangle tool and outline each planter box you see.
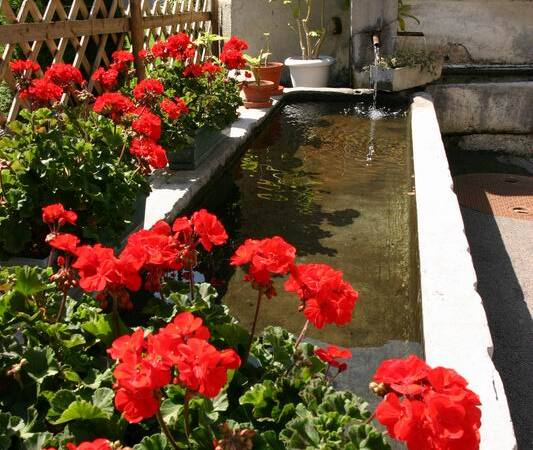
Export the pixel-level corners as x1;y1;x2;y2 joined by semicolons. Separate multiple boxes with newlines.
354;63;442;92
167;127;226;170
0;255;48;267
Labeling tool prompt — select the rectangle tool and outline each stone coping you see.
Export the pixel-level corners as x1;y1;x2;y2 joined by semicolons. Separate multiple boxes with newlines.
411;93;517;449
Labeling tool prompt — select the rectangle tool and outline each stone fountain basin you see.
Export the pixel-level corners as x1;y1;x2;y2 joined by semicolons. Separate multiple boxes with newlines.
354;63;443;91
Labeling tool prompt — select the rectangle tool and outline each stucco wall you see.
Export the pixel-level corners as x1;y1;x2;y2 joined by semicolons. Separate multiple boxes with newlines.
219;0;351;85
399;1;533;64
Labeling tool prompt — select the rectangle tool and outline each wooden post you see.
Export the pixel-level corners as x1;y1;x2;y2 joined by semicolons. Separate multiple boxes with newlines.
211;0;220;56
130;0;145;80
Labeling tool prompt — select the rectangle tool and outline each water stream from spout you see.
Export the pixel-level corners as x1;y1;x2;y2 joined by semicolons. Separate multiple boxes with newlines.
366;44;381;162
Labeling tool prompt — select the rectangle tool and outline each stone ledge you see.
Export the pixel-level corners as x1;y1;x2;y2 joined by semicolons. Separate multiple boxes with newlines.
411;93;517;450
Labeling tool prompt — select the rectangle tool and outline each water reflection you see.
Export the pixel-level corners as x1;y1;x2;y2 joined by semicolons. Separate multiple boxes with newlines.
191;99;422;392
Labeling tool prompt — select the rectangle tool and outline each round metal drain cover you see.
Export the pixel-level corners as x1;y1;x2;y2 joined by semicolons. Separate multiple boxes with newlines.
453;173;533;221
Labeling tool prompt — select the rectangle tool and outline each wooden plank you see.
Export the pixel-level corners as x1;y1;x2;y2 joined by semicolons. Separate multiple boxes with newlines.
0;11;212;44
0;18;130;43
130;0;145;80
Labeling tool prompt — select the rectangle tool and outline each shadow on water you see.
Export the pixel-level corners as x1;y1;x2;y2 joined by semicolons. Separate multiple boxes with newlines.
190;98;423;394
446;148;533;449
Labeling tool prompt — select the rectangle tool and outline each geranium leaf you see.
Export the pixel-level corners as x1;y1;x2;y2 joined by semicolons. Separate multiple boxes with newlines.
92;387;115;415
132;434;168;450
159;399;183;427
51;400;110;424
13;266;52;297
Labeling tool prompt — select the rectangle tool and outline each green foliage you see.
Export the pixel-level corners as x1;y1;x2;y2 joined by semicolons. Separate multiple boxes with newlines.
0;266;389;449
140;38;242;155
0;107;148;256
371;49;440;76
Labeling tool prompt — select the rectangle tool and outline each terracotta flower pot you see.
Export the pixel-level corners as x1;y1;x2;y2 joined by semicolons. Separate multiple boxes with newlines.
257;62;284;95
242;80;274;109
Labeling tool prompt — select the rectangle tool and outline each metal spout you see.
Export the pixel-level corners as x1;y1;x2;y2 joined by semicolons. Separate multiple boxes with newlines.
372;33;381;48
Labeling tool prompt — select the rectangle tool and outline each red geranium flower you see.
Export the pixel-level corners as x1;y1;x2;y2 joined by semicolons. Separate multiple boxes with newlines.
160;97;189;120
42;203;78;229
151;40;170;59
10;59;40;75
92;67;119;91
175;338;241;398
48;233;80;255
220;48;246;70
373;355;431;395
133;78;164;103
129;137;168;170
73;244;143;300
93;92;134;122
114;386;161;423
191;209;229;252
121;220;180;290
66;439;111;450
111;50;134;72
285;263;358;329
231;236;296;296
166;32;196;60
201;61;222;77
132;108;162;140
19;79;63;106
107;327;145;363
373;357;482;450
315;345;352;372
44;63;83;89
224;36;249;51
183;63;204;78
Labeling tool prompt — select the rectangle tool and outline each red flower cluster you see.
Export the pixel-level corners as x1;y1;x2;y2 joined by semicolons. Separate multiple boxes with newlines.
133;78;164;104
151;33;196;61
121;220;180;291
129;137;168;171
42;203;77;228
19;78;63;107
171;209;229;267
231;236;295;297
93;92;134;123
315;345;352;373
132;108;162;140
160;97;188;120
285;263;358;329
65;439;111;450
373;355;481;450
109;312;240;423
220;36;248;70
44;63;84;90
73;244;143;309
10;59;40;75
92;50;134;91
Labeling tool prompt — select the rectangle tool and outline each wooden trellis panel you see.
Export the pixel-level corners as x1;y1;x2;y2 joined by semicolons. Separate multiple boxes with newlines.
0;0;218;121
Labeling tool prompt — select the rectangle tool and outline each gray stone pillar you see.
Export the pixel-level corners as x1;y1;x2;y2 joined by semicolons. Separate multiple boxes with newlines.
351;0;397;70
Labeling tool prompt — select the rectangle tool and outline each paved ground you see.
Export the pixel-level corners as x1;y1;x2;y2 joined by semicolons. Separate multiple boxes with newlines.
460;207;533;449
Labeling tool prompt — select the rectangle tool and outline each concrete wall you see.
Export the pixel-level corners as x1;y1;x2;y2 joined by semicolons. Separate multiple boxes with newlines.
398;1;533;64
219;0;351;85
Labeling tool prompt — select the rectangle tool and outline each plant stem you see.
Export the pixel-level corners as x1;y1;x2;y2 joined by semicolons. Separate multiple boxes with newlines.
183;391;194;447
156;409;180;450
188;264;195;303
117;141;127;163
54;289;68;323
294;319;310;349
246;289;263;358
112;294;120;338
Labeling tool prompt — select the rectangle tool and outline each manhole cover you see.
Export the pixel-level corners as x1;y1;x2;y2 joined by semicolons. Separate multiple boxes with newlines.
453;173;533;221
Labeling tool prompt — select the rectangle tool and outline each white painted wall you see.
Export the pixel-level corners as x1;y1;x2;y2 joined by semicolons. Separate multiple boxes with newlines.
398;1;533;64
220;0;351;84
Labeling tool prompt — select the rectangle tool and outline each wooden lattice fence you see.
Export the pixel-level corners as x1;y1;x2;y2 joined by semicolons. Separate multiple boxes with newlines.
0;0;219;121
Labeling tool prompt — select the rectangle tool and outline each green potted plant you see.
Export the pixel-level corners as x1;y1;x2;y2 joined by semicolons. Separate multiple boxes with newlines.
242;50;275;108
255;33;284;95
267;0;334;87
